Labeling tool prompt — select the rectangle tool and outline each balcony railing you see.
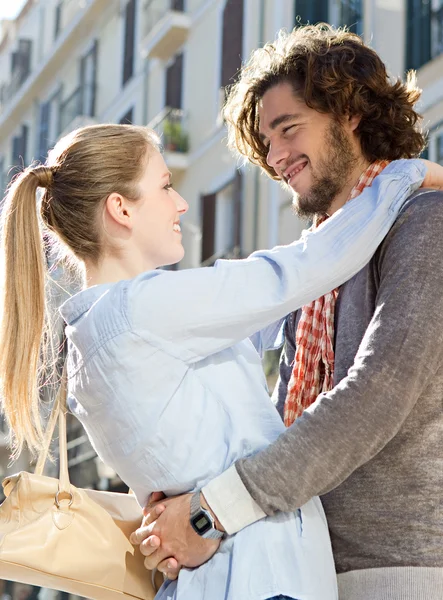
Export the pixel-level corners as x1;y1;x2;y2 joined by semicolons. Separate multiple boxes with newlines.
141;0;190;60
143;0;184;38
0;39;32;114
59;84;95;135
149;106;189;153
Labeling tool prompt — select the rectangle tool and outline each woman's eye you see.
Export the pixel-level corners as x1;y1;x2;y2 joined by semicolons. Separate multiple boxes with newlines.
164;183;173;191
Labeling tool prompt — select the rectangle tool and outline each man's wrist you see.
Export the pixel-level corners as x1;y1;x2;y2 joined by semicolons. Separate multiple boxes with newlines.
200;492;226;533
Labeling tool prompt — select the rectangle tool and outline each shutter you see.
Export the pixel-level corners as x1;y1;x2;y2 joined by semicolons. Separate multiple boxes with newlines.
294;0;328;25
38;101;51;161
166;53;183;109
123;0;136;86
220;0;244;89
339;0;363;35
406;0;431;70
201;193;216;263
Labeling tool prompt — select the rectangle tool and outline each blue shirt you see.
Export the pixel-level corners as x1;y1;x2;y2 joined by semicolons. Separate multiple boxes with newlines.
60;161;425;600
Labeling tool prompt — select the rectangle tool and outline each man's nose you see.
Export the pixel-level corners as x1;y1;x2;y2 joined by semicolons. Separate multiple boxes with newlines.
266;142;290;172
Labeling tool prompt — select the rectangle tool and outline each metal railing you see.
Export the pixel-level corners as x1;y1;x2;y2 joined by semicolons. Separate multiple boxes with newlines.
0;68;31;113
149;106;189;153
59;84;95;134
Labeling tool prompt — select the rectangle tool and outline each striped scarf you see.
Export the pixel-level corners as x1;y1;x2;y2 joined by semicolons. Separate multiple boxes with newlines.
283;160;389;427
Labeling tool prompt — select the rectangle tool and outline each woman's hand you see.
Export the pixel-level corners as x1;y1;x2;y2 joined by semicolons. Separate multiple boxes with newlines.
421;159;443;190
130;493;221;580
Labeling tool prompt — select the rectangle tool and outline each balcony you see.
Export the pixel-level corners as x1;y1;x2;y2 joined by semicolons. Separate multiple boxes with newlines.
0;39;32;114
0;0;109;136
148;106;190;172
141;0;191;60
59;84;97;137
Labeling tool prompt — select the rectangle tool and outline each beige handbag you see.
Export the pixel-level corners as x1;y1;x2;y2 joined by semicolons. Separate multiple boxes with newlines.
0;367;161;599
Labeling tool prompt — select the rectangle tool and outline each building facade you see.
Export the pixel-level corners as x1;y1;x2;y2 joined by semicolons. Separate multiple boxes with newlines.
0;1;442;598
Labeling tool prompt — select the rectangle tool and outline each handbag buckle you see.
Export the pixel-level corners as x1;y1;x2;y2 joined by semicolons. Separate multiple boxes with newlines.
55;490;74;508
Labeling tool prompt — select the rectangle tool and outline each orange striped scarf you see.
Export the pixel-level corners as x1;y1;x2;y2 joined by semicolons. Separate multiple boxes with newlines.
283;160;389;427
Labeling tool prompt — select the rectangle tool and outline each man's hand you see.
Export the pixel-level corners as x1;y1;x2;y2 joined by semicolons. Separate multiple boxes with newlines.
130;493;221;580
421;159;443;190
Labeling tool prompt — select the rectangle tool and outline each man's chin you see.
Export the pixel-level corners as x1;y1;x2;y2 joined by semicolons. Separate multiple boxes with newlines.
292;193;332;220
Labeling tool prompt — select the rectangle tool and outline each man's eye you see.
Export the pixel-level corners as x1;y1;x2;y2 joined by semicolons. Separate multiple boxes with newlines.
283;125;296;134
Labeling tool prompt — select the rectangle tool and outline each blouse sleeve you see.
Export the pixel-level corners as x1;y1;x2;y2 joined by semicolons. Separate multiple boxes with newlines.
126;160;426;362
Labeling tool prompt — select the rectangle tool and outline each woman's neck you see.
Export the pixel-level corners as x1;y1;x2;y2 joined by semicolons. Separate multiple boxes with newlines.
84;254;156;287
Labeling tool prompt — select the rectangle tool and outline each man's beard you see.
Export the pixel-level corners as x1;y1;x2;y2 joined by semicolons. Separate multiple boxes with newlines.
292;120;359;219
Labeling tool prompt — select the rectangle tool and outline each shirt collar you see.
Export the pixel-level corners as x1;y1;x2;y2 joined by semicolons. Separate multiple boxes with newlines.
59;283;114;325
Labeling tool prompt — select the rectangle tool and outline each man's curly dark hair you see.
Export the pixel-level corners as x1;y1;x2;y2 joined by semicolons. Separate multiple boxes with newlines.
224;24;426;180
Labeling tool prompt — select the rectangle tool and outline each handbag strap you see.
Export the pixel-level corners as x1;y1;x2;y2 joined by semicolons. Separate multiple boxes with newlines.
35;360;71;497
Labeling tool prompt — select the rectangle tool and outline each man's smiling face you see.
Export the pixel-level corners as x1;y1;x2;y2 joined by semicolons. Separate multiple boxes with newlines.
258;82;361;217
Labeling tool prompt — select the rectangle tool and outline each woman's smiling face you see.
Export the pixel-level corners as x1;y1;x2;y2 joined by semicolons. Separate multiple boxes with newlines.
131;150;189;269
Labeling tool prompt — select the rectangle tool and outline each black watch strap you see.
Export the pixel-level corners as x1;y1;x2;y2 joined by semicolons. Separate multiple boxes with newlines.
190;491;224;540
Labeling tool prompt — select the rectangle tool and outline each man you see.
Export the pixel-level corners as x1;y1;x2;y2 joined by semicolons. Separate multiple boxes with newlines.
132;25;443;599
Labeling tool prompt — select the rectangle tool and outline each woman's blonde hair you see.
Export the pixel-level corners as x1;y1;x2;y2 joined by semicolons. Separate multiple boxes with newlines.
0;124;160;458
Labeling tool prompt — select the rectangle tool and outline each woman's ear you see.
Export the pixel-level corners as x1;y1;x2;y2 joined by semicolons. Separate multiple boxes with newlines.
105;193;133;230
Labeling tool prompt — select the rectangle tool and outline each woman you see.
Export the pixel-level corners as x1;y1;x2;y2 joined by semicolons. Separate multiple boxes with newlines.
0;124;441;600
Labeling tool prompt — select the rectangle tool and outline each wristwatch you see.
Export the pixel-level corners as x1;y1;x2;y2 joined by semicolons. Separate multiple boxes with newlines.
190;491;225;540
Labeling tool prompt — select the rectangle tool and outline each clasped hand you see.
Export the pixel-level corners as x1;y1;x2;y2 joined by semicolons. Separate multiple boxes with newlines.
130;492;220;580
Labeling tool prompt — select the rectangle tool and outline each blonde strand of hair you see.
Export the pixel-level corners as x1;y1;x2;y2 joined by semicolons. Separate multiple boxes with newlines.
0;170;48;459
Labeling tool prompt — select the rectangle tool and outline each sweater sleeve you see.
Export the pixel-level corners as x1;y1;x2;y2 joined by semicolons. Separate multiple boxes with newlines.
204;190;443;534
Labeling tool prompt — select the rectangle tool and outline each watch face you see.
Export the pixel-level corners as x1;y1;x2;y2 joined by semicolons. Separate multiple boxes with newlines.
191;513;212;536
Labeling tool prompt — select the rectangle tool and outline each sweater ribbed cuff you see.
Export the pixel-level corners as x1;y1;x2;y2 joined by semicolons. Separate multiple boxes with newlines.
338;567;443;600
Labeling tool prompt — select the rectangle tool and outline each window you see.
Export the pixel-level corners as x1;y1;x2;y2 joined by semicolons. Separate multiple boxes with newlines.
10;124;29;183
220;0;244;90
12;125;29;167
80;40;98;118
122;0;136;86
38;101;51;161
437;133;443;164
339;0;363;35
201;172;242;264
11;39;32;86
54;2;63;39
119;107;134;124
406;0;431;70
165;53;183;109
294;0;328;25
431;0;443;58
59;42;97;134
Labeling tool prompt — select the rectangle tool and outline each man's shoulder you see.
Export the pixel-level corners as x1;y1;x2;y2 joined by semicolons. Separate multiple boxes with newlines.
376;188;443;265
397;188;443;223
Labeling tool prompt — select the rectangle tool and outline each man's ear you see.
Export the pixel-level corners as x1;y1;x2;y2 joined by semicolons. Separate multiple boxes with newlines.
105;192;133;230
348;113;362;132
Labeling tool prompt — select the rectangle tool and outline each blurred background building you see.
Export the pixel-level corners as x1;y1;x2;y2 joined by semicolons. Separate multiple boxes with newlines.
0;0;441;598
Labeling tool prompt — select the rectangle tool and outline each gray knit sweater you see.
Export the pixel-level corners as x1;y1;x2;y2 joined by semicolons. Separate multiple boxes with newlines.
236;190;443;599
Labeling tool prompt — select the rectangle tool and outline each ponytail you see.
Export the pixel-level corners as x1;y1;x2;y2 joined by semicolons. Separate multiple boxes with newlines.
0;167;52;459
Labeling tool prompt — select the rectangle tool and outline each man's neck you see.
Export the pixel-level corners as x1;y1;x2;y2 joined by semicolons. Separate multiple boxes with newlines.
328;157;372;215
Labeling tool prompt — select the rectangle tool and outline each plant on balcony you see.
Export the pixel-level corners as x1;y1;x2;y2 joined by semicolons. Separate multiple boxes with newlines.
162;118;189;153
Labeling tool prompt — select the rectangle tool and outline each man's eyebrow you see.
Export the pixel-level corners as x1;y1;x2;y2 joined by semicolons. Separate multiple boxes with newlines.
259;113;303;141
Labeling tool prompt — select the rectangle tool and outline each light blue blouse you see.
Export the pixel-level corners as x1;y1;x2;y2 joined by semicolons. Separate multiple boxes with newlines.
60;161;425;600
